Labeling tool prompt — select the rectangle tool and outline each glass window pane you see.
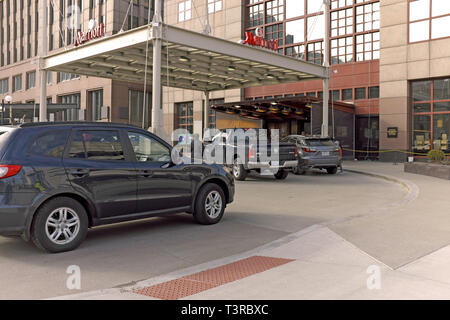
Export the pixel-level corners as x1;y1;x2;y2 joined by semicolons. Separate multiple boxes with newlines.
409;20;430;42
307;14;325;41
127;132;170;163
431;16;450;39
82;130;125;161
433;79;450;100
28;130;69;158
432;0;450;17
285;19;304;44
433;114;450;152
413;103;431;113
413;114;431;153
355;87;366;99
342;89;353;100
412;80;431;101
409;0;430;21
286;0;304;19
434;101;450;112
307;0;323;14
369;86;379;99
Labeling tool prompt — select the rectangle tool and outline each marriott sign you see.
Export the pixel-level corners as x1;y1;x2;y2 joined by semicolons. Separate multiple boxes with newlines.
75;23;106;47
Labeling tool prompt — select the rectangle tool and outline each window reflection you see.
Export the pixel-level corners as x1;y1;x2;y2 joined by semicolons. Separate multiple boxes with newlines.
307;0;323;14
409;0;430;21
431;16;450;39
307;14;324;41
409;20;429;42
285;19;304;44
432;0;450;17
286;0;304;19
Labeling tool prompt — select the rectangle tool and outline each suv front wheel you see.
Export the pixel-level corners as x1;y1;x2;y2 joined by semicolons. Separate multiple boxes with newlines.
31;197;89;253
193;183;226;225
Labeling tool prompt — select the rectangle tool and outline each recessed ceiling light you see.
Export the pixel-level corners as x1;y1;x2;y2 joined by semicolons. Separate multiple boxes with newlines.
179;56;190;62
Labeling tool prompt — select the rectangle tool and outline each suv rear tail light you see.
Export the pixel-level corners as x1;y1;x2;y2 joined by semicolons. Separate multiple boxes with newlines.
302;147;316;153
294;147;299;157
0;165;22;179
248;146;256;159
339;147;343;158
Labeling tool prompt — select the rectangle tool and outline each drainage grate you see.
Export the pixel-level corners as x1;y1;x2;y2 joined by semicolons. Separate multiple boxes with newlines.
134;256;294;300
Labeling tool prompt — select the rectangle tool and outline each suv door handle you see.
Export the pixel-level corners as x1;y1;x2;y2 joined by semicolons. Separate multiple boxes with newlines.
137;170;152;177
70;169;90;177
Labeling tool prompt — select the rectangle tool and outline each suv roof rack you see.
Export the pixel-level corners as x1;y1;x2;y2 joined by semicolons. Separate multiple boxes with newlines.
19;121;141;128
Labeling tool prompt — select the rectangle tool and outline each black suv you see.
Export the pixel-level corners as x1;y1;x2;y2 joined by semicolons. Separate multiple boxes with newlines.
0;122;234;253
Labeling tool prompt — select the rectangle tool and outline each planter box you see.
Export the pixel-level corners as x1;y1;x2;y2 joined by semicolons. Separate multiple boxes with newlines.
404;162;450;180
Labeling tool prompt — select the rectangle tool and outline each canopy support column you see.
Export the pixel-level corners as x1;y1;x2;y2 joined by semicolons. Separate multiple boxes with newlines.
204;90;210;136
322;0;330;138
151;0;163;135
39;0;48;122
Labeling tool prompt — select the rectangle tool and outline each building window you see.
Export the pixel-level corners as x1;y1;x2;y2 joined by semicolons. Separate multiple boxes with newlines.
175;102;193;134
178;0;192;22
266;23;284;46
247;3;264;28
266;0;284;23
90;89;103;121
409;0;450;43
47;72;53;84
13;74;22;92
330;90;340;101
285;19;304;45
355;2;379;33
58;72;80;82
0;78;8;94
412;78;450;154
206;98;224;129
331;7;353;37
342;88;353;101
356;31;379;61
355;87;366;100
208;0;222;14
307;41;323;65
26;71;36;89
285;44;305;59
369;86;379;99
331;36;353;64
129;90;151;128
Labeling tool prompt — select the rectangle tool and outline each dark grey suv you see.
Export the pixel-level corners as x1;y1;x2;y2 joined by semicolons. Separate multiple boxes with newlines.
0;122;234;253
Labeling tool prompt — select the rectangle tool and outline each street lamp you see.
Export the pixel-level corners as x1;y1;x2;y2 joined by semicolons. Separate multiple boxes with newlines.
2;95;12;125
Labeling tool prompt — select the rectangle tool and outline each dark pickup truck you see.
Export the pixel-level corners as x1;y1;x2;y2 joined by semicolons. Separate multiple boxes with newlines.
206;129;298;181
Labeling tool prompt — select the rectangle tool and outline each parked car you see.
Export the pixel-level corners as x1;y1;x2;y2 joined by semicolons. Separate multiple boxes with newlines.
281;135;342;175
208;129;298;181
0;122;234;253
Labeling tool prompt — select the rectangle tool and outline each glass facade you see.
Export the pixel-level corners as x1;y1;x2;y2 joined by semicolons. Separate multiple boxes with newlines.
411;78;450;154
175;102;194;134
245;0;380;64
409;0;450;43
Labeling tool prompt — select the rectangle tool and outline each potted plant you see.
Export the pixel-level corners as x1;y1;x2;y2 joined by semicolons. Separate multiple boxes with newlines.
427;149;445;164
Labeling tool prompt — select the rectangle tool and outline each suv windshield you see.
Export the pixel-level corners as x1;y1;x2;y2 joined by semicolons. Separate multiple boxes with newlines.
304;139;336;147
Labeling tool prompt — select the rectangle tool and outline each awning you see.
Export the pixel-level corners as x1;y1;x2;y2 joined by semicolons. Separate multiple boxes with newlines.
43;23;328;92
211;96;355;121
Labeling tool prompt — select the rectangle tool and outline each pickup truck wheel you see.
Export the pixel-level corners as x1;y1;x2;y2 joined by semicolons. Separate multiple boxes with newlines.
31;197;88;253
232;158;247;181
193;183;226;225
274;170;289;180
327;167;338;174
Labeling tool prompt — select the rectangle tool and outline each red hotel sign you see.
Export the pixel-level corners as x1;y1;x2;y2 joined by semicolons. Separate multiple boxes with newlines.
75;23;106;47
242;31;278;52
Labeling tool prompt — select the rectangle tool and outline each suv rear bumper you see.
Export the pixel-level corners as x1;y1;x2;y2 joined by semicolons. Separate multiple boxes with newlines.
302;158;342;168
246;160;298;170
0;206;28;236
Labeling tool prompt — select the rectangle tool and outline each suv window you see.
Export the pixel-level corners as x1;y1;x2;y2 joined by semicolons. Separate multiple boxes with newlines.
68;130;125;161
305;139;336;147
128;132;170;163
27;130;69;158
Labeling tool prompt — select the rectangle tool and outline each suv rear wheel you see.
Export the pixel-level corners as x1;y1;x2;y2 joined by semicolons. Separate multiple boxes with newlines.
31;197;88;253
193;183;226;225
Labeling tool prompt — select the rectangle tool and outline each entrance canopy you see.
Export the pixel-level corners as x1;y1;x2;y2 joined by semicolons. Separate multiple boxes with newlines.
43;24;328;92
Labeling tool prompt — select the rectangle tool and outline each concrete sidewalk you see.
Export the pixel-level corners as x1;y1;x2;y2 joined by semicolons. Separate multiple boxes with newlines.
51;161;450;300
